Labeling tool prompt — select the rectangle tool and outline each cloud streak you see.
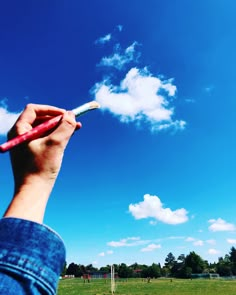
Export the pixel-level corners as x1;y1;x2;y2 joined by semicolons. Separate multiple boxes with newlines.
107;237;150;248
141;243;161;252
129;194;188;225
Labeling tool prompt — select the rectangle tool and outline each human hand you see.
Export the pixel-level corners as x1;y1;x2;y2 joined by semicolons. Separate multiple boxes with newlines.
4;103;81;222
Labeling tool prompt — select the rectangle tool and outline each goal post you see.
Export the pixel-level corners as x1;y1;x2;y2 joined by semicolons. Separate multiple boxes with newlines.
111;264;116;294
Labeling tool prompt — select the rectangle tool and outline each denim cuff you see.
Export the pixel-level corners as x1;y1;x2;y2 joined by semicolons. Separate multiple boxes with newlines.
0;218;66;294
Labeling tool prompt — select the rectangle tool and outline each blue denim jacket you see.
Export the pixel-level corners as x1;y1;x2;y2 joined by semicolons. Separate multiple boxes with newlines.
0;218;65;294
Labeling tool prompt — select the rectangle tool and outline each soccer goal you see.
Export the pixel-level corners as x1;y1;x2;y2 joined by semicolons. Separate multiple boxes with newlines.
111;264;116;294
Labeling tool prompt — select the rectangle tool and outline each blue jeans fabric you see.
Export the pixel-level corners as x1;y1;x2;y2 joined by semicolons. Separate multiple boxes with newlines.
0;218;65;294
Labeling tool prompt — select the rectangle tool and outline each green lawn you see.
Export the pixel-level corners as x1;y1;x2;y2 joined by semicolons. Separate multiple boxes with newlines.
58;278;236;295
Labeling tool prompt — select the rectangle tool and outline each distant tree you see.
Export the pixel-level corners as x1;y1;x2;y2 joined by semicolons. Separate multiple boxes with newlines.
160;266;170;277
99;265;110;273
229;247;236;263
130;262;139;270
185;252;206;274
149;263;161;278
229;247;236;274
177;254;186;264
165;252;176;268
80;264;86;275
180;266;192;278
130;263;147;278
85;264;98;273
66;263;82;277
217;263;232;276
118;263;133;278
61;262;67;277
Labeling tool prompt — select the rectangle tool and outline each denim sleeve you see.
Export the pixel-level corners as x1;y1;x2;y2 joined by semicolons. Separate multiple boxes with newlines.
0;217;66;294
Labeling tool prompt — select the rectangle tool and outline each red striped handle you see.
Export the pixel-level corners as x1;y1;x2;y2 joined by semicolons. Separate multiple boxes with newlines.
0;115;62;153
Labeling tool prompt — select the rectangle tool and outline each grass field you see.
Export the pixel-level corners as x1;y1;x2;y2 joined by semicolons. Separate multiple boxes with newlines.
58;278;236;295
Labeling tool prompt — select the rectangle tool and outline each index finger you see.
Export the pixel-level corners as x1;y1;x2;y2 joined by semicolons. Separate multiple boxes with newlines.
18;104;66;125
8;104;66;138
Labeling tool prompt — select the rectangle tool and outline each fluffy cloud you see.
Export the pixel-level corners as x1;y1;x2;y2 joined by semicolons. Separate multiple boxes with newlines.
208;218;236;232
227;239;236;244
94;67;185;132
107;237;149;247
0;106;20;136
129;194;188;225
193;240;204;246
208;248;220;255
141;243;161;252
93;34;185;133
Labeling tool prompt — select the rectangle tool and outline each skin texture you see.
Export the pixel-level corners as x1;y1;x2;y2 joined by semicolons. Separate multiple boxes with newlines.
4;104;81;223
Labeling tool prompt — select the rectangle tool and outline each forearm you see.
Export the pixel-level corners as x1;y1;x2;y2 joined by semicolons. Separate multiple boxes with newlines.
4;175;55;223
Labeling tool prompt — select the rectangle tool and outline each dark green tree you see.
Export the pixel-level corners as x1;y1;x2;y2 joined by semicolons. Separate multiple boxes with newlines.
165;252;176;268
149;263;161;278
118;263;133;278
61;262;67;277
229;247;236;263
185;251;206;274
99;265;111;273
66;263;82;277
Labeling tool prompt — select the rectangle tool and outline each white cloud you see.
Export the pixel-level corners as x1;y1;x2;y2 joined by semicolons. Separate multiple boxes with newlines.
193;240;204;246
116;25;123;32
0;106;20;136
98;42;140;70
141;243;161;252
208;218;236;232
94;67;185;132
93;32;185;133
208;248;220;255
107;237;149;247
129;194;188;225
167;236;185;240
227;239;236;244
206;239;216;245
98;250;114;257
95;25;123;46
186;237;195;242
95;33;112;45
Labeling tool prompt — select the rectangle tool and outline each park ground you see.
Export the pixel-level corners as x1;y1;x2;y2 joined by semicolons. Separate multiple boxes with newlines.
58;277;236;295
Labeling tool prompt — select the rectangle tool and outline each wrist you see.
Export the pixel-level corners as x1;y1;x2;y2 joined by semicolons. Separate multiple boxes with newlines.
4;175;56;223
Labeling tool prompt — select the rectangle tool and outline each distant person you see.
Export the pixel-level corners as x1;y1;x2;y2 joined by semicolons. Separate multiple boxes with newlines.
0;104;81;294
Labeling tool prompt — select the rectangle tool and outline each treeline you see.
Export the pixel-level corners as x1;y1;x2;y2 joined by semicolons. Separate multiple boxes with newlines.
63;246;236;279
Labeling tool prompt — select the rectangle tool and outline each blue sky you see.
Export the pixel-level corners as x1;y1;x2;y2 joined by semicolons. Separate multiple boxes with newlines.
0;0;235;267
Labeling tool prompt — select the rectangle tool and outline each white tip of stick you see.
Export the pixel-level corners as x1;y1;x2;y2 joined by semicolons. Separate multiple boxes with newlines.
89;101;100;110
